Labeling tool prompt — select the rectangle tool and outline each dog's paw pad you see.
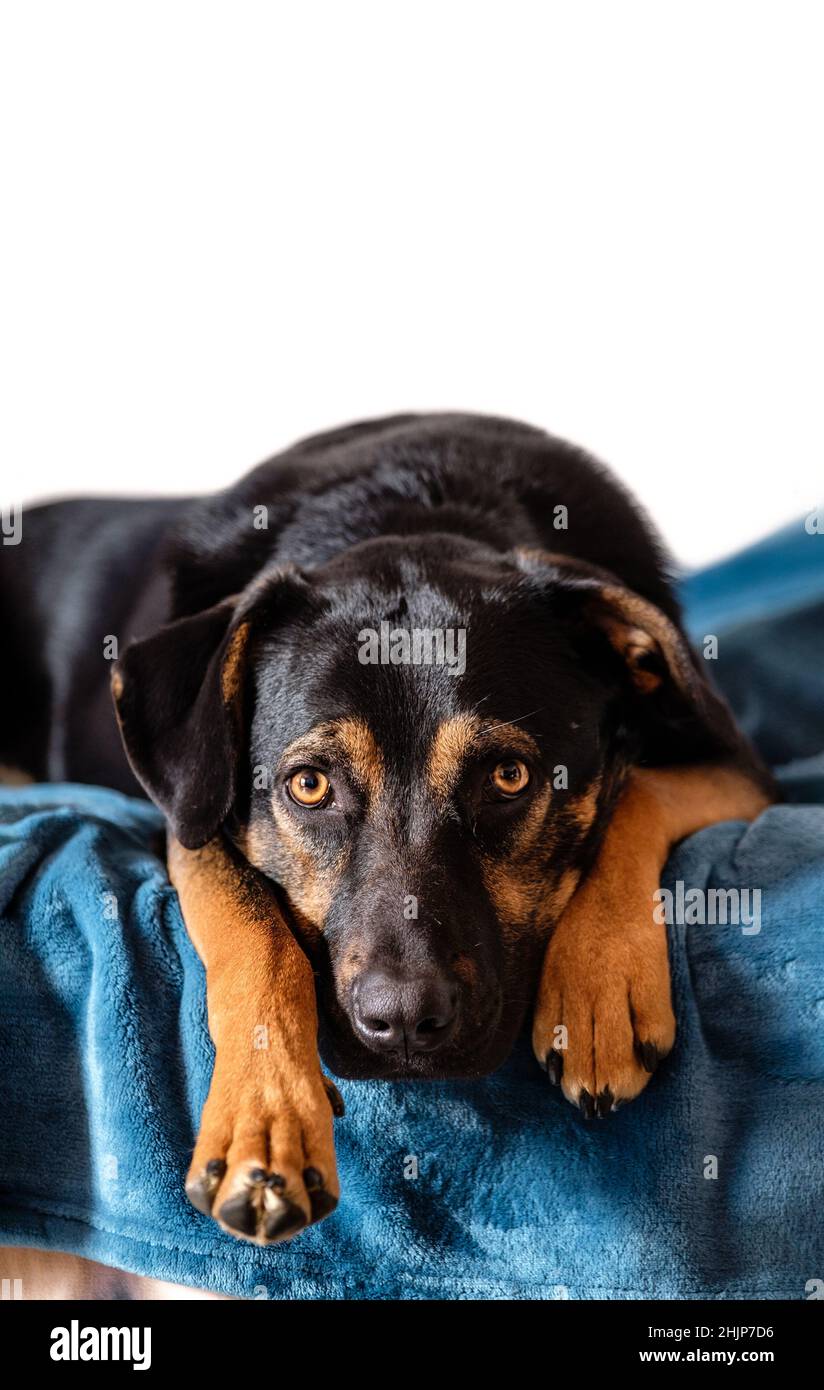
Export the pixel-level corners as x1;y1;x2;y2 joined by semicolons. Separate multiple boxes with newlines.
185;1069;340;1244
209;1164;316;1242
262;1196;308;1241
218;1189;260;1237
210;1161;327;1244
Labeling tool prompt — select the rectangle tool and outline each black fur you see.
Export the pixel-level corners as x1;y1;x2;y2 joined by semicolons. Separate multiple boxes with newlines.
1;414;768;1079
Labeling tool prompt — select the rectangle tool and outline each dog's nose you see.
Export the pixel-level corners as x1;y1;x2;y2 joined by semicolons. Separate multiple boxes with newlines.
351;969;458;1054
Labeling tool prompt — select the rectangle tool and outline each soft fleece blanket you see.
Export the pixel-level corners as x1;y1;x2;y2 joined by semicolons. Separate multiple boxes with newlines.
0;523;822;1299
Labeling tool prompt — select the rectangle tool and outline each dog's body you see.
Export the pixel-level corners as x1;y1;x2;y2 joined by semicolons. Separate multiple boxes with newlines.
1;414;773;1245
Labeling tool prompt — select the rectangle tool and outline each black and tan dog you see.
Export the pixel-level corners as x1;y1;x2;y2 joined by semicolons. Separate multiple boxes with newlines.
0;413;774;1245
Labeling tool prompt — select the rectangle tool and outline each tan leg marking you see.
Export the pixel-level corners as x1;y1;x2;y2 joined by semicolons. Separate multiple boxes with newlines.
532;766;772;1113
168;834;343;1244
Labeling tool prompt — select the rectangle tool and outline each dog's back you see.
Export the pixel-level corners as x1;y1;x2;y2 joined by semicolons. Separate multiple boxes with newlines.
2;413;677;790
170;413;678;619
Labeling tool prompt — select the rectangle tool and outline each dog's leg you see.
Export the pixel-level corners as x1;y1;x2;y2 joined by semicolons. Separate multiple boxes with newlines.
532;765;771;1115
168;833;343;1243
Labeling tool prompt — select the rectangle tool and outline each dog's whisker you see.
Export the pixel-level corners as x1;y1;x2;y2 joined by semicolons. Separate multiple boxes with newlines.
481;707;545;734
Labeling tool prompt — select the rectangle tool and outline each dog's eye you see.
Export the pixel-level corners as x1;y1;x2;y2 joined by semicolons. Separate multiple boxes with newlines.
488;759;531;799
287;768;332;808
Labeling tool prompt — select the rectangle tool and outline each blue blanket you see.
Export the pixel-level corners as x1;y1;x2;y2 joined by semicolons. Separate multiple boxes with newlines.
1;523;822;1299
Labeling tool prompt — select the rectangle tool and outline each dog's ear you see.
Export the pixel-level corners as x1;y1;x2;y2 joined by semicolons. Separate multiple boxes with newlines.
112;571;306;849
515;548;743;762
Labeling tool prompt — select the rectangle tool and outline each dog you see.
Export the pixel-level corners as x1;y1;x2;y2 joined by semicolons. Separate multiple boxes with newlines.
1;412;775;1245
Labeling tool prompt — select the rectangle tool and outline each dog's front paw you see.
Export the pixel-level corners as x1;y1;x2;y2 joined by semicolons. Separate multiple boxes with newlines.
185;1062;343;1243
532;913;675;1117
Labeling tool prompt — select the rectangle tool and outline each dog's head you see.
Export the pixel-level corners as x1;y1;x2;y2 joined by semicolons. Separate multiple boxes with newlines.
114;536;739;1079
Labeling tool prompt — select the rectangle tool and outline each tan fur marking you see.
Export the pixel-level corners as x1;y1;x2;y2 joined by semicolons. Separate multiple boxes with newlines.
542;866;583;922
427;718;563;930
333;717;384;802
482;860;545;932
427;714;481;799
167;833;339;1245
514;548;692;698
220;621;251;707
599;614;663;693
480;773;601;933
509;781;555;853
279;717;384;807
236;719;382;936
427;716;541;802
564;777;602;833
594;585;695;695
259;805;348;931
533;765;773;1108
451;952;481;991
482;842;580;937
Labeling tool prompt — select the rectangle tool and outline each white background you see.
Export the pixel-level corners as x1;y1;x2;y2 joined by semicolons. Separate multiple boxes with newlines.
1;2;822;565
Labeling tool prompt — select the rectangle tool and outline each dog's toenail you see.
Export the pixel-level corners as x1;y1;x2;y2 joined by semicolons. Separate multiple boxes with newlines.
595;1086;614;1118
266;1173;286;1190
263;1199;307;1241
545;1051;563;1086
218;1193;259;1237
637;1040;659;1073
578;1088;596;1120
303;1166;323;1190
206;1159;226;1179
324;1079;346;1117
249;1168;268;1183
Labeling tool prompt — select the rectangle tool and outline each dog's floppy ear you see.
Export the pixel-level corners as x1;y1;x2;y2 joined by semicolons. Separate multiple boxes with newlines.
112;599;248;849
516;548;743;761
112;570;306;849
